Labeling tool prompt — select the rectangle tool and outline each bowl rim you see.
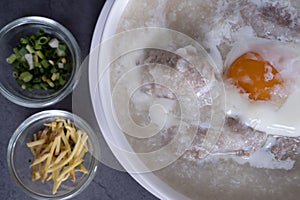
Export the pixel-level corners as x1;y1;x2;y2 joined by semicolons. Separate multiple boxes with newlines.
7;110;100;200
89;0;189;199
0;16;82;108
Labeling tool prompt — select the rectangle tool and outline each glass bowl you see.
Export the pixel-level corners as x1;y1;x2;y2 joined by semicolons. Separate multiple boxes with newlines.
0;16;81;108
7;110;100;200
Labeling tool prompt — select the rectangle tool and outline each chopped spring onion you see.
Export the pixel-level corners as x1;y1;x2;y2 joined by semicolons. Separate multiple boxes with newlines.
36;51;45;59
24;54;34;70
26;45;35;54
51;73;60;81
61;58;66;64
46;79;55;87
48;38;59;48
19;47;27;56
37;36;49;45
6;29;71;92
57;48;66;57
6;54;17;64
20;37;28;44
49;60;55;66
41;60;49;68
19;71;33;82
58;63;64;69
58;44;67;51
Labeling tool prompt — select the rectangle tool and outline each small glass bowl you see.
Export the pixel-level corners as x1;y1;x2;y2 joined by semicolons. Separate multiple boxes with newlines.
0;16;81;107
7;110;100;200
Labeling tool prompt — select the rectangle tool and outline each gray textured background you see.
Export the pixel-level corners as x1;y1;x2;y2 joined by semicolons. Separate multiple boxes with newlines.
0;0;157;199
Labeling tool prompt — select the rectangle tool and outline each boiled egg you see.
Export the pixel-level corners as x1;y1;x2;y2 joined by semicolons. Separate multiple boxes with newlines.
224;37;300;137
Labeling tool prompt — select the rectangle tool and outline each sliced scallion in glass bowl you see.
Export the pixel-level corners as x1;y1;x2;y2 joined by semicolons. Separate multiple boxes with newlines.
0;16;81;108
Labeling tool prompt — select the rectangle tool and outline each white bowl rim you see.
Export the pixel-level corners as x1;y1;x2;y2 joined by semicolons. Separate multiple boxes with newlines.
89;1;189;199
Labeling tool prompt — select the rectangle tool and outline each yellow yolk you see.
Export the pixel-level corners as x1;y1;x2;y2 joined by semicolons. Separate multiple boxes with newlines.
226;51;283;101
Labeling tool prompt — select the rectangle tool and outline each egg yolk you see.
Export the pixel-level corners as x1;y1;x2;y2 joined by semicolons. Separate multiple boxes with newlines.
226;51;283;101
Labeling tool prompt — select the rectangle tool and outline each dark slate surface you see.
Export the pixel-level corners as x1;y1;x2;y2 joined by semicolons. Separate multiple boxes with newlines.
0;0;158;199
